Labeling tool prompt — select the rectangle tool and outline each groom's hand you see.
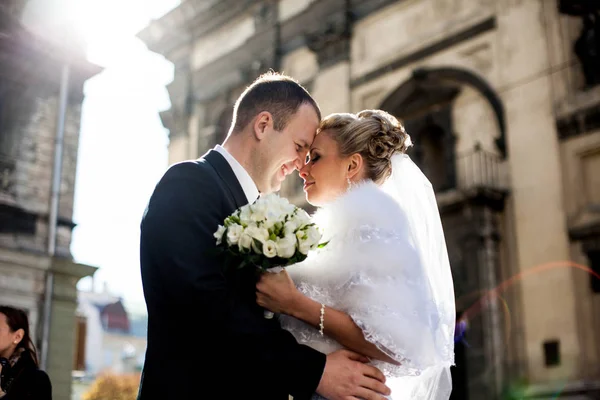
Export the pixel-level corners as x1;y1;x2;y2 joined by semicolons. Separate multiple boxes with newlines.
316;349;390;400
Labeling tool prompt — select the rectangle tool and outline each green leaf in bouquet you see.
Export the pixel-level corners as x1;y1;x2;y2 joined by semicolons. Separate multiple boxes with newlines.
261;259;270;270
273;222;283;236
252;238;263;253
318;240;330;249
248;254;260;265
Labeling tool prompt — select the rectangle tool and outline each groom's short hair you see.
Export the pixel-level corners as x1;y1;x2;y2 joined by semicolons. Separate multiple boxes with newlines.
231;71;321;134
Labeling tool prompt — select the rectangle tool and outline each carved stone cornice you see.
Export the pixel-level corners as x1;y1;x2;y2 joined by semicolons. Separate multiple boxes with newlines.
0;0;29;20
160;107;188;139
253;1;278;30
555;86;600;139
190;25;279;101
279;0;345;55
139;0;414;103
350;0;399;19
305;11;351;69
0;8;102;102
558;0;600;16
568;210;600;253
137;0;258;64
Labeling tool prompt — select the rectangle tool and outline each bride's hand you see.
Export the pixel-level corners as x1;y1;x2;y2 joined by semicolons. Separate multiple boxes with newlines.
256;269;300;315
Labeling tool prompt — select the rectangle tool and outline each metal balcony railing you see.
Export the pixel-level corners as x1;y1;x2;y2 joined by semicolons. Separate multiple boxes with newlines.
455;144;506;192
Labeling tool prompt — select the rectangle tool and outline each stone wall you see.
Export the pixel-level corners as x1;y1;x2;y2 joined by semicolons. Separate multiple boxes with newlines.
1;93;82;257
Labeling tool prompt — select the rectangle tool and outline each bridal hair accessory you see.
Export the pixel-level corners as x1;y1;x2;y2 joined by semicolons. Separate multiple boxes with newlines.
319;304;326;336
213;193;328;318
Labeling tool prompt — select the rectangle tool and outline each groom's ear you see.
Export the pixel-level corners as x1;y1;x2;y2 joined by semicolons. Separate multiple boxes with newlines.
253;111;273;140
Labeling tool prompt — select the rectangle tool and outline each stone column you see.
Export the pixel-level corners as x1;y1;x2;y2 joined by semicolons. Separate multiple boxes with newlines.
306;8;351;116
478;206;505;398
45;258;96;400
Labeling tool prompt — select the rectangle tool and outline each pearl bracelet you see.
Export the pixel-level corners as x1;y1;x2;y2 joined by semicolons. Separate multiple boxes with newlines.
319;303;326;336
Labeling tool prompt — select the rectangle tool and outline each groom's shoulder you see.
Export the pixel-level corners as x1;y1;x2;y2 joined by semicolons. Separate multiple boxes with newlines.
161;157;218;184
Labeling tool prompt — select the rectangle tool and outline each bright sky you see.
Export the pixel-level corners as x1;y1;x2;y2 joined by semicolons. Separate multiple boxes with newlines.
23;0;180;314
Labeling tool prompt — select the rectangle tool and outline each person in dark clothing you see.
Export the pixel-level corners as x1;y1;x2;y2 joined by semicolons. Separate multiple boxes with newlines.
0;305;51;400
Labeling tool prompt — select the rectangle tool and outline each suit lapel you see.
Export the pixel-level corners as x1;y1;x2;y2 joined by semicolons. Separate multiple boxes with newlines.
204;150;249;209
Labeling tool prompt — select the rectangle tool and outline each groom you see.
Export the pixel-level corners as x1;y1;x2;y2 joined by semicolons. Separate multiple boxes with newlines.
138;72;390;400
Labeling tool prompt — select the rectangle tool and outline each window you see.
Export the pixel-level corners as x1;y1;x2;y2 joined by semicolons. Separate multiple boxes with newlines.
417;123;447;191
73;316;87;371
404;107;456;192
543;340;560;367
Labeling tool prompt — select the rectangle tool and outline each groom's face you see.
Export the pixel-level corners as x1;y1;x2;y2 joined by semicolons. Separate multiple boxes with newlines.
258;103;319;193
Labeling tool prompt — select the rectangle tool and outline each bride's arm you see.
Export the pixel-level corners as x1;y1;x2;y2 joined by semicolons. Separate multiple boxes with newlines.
293;292;399;365
256;271;399;365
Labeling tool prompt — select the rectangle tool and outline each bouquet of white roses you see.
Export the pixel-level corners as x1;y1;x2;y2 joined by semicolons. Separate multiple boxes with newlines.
213;193;325;318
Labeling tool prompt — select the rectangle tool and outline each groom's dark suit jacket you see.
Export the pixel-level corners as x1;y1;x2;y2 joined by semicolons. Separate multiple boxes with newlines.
138;150;326;400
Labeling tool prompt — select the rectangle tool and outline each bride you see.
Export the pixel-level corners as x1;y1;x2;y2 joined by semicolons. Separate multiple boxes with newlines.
256;110;456;400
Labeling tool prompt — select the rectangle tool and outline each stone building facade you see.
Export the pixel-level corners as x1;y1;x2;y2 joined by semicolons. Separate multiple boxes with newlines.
0;2;100;399
138;0;600;398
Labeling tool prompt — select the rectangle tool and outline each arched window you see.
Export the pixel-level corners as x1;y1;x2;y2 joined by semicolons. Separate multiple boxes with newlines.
403;105;456;193
417;122;447;191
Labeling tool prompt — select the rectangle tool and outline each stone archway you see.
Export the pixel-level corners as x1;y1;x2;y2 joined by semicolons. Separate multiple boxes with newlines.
380;66;507;158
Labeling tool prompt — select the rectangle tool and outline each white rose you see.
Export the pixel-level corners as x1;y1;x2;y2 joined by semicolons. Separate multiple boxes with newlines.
298;238;312;255
238;233;252;251
267;206;286;224
284;220;299;235
246;224;269;242
263;215;277;230
214;225;226;245
276;236;296;258
263;240;277;258
226;224;243;246
262;193;280;208
251;202;267;223
283;202;297;215
294;210;311;227
305;225;322;247
239;205;252;225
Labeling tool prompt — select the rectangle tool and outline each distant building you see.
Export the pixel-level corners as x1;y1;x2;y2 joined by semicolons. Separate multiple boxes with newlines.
138;1;600;398
72;287;147;398
0;1;101;399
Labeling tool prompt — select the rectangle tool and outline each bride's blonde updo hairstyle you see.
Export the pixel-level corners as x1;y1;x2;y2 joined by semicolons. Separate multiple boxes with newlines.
318;109;412;184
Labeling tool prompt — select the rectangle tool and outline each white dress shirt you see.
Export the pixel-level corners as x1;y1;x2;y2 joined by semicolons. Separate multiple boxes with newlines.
214;145;259;204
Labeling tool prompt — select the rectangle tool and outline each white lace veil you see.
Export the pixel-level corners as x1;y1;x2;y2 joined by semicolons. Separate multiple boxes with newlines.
381;154;456;399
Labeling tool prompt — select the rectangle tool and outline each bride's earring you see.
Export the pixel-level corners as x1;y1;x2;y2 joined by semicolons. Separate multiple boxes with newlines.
346;177;352;189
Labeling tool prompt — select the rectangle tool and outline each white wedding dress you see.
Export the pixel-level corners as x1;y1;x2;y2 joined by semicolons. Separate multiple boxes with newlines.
281;156;456;400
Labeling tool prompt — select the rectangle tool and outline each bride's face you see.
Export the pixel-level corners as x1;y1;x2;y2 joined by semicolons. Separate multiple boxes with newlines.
299;131;350;206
